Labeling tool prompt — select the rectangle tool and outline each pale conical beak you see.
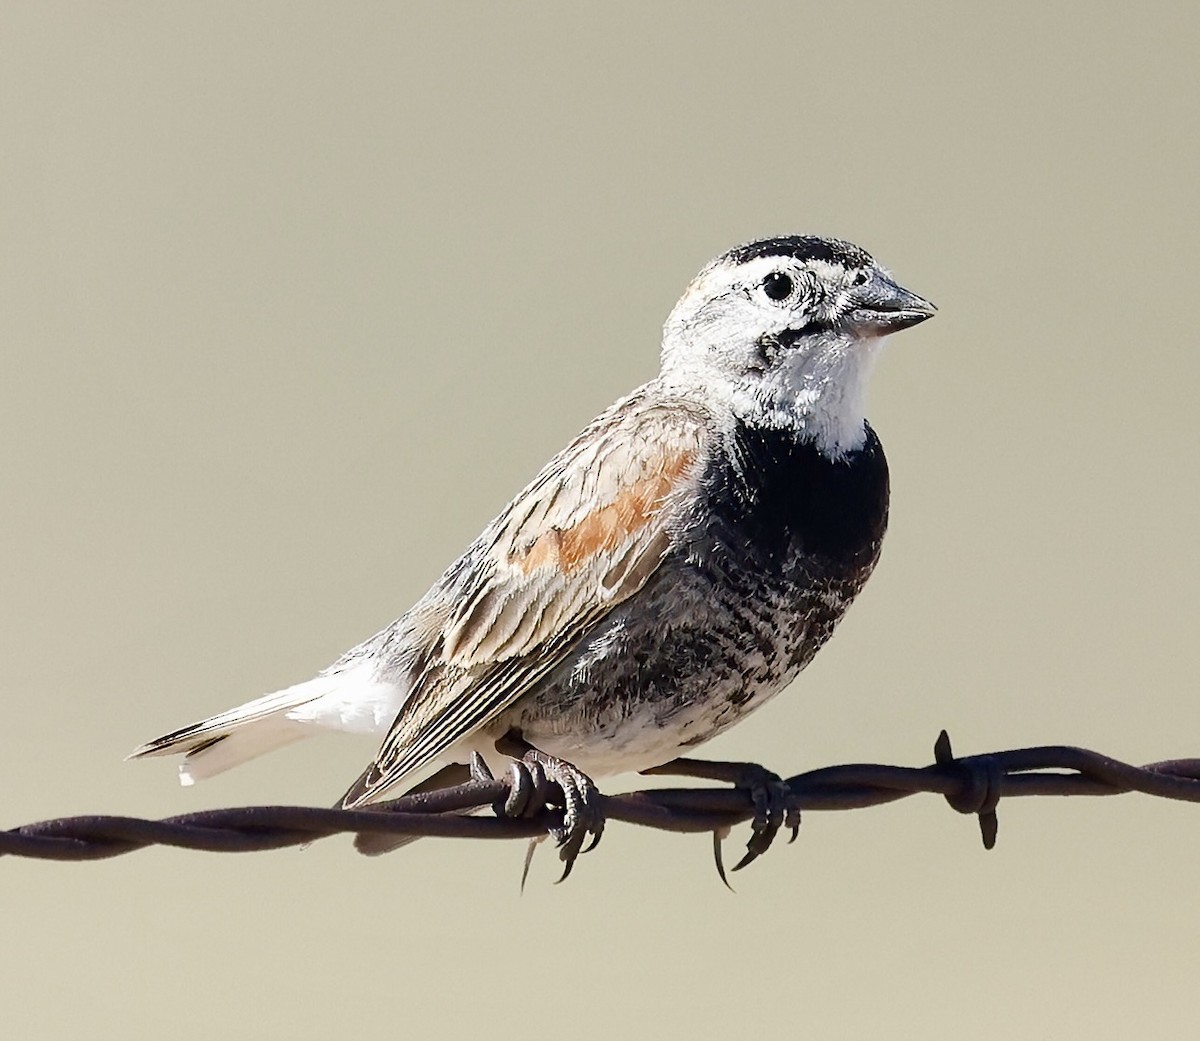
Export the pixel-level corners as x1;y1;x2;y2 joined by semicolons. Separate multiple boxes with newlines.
847;271;937;336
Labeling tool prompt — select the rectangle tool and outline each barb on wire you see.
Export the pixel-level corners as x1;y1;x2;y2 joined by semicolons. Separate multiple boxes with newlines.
4;732;1199;876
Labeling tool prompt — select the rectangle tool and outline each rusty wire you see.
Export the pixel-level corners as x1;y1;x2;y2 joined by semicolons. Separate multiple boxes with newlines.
4;732;1199;865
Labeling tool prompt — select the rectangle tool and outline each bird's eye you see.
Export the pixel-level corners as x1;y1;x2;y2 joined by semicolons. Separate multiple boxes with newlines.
762;272;793;301
850;270;869;287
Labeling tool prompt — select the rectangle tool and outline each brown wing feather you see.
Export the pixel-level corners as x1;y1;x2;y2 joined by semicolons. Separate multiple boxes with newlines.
341;391;709;807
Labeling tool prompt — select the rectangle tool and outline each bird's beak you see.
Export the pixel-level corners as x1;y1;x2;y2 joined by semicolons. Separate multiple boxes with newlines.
847;271;937;336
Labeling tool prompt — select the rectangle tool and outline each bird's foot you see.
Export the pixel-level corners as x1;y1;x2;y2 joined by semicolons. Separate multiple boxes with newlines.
489;737;605;882
641;757;800;881
727;762;800;872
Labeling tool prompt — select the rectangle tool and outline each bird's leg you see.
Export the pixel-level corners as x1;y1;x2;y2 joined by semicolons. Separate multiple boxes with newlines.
641;757;800;872
494;730;605;882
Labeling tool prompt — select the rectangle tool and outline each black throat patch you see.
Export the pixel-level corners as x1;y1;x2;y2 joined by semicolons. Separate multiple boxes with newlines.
701;420;890;573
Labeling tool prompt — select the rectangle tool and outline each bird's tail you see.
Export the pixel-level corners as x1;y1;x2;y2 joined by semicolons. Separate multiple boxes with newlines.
127;675;345;786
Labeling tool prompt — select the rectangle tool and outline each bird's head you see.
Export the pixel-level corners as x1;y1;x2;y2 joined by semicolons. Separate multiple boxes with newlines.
661;236;935;458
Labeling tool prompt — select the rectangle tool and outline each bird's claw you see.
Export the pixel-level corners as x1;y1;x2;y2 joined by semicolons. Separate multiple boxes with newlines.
724;764;800;873
469;750;494;782
494;751;604;883
501;758;551;819
535;752;605;881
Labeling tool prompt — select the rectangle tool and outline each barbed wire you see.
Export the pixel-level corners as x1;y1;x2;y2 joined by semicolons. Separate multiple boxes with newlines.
4;732;1199;878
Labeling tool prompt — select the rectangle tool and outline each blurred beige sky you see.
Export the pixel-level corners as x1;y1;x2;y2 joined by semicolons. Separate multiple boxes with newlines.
1;3;1197;1038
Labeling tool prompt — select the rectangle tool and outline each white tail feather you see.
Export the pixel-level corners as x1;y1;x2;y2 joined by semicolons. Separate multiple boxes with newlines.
128;664;403;786
178;722;308;785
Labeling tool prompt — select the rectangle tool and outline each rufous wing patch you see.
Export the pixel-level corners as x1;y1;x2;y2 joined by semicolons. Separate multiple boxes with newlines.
515;528;563;573
512;448;695;576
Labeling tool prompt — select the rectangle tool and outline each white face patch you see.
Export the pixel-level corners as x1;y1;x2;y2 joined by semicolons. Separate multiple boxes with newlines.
659;252;887;460
729;333;885;458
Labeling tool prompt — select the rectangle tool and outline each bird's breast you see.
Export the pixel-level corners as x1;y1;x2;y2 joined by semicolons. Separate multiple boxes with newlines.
694;419;890;580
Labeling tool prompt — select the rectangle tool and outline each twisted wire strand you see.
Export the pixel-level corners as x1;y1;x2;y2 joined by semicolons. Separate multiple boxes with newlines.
5;732;1200;862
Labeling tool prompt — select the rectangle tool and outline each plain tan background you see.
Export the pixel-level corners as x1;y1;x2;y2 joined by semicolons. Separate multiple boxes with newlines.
2;2;1198;1038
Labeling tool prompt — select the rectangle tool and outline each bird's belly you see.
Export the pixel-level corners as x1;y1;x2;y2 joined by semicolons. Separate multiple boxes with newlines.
512;695;752;778
492;559;857;778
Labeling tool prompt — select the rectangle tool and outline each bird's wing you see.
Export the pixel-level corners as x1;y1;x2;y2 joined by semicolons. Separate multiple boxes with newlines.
341;391;710;807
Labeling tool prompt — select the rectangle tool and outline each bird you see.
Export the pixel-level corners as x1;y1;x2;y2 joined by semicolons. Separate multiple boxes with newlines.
130;234;935;875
